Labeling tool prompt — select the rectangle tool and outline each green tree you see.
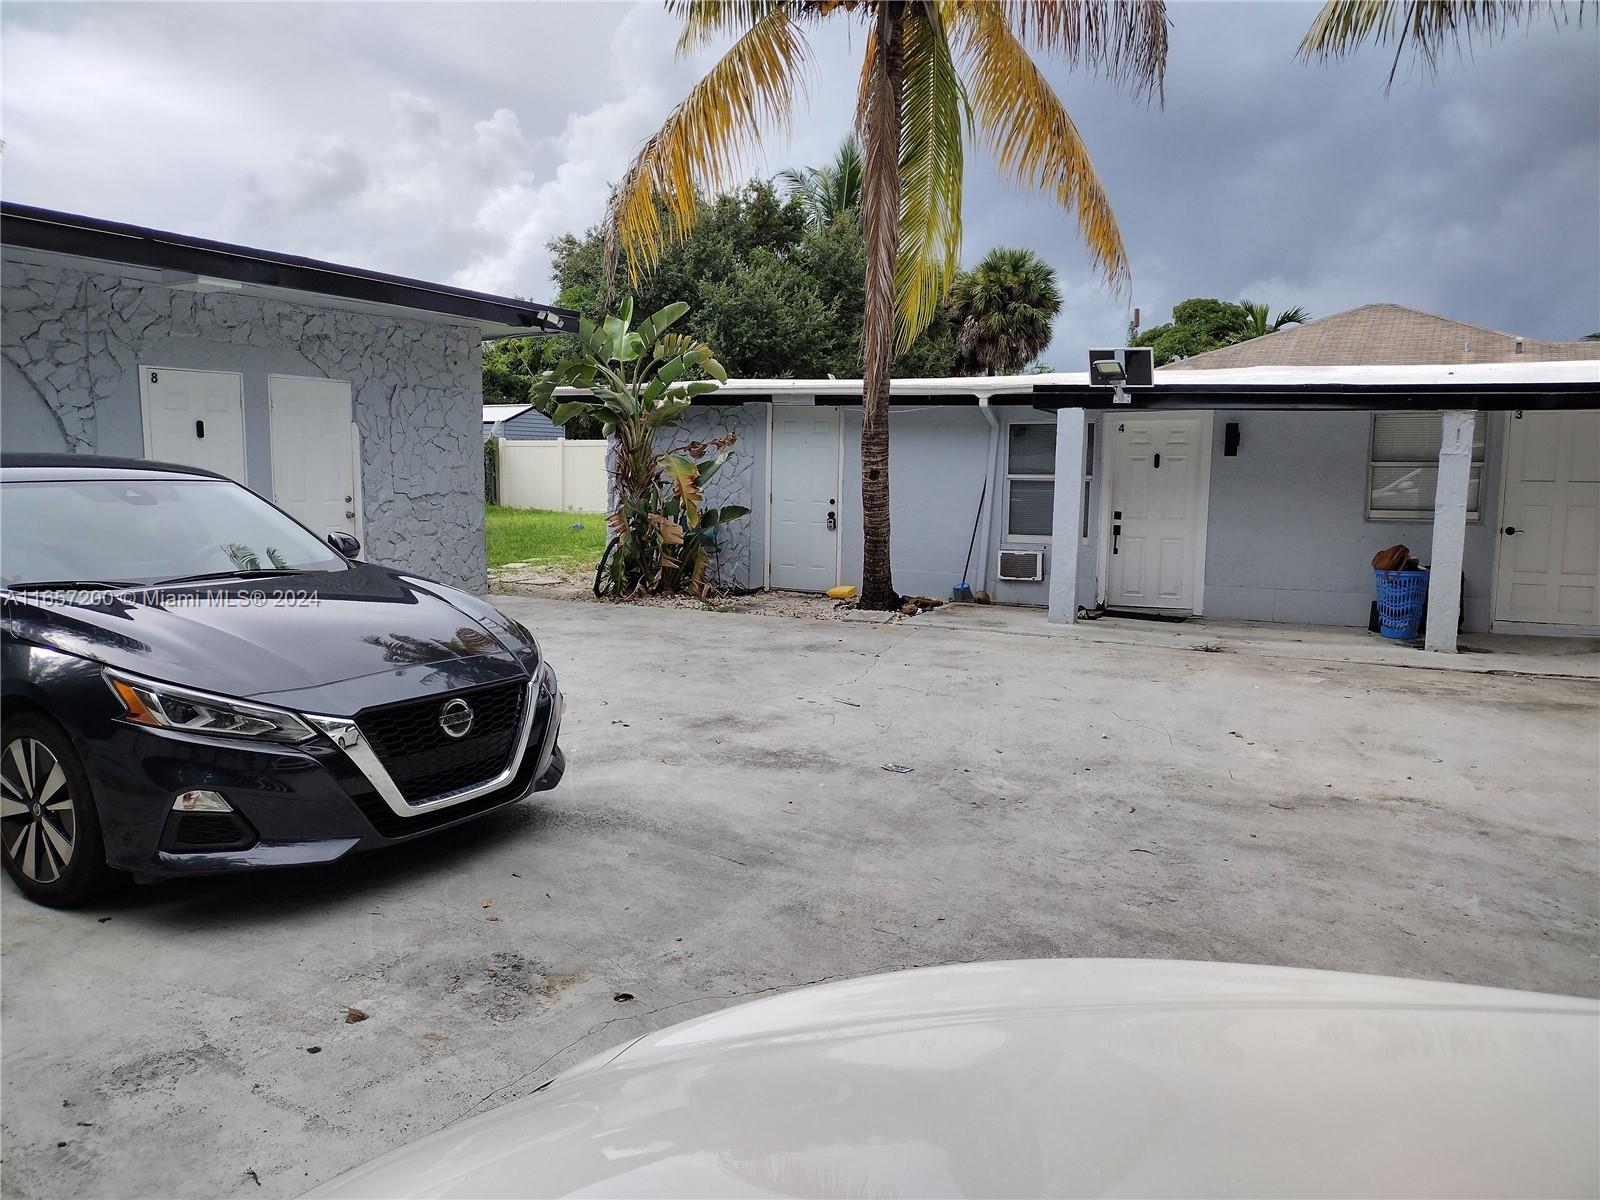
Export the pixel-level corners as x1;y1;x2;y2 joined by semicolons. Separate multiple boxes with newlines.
946;247;1062;375
542;182;958;380
604;0;1168;609
778;135;864;227
1240;300;1310;340
531;300;750;598
1132;298;1250;365
1131;297;1308;365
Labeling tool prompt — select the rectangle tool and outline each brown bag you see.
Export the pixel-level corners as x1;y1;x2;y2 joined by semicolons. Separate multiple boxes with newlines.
1371;544;1410;572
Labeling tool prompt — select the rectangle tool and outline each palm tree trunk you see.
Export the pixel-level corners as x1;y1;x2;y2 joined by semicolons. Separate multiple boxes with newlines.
857;0;905;611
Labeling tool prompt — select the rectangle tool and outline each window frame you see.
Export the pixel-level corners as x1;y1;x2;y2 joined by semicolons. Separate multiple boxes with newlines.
1004;421;1056;542
1366;410;1487;522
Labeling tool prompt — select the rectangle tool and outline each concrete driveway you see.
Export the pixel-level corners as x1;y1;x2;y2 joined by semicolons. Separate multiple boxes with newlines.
3;596;1597;1198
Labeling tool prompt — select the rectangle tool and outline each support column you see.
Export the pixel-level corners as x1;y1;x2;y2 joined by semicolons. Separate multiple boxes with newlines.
1048;407;1087;624
1425;410;1474;652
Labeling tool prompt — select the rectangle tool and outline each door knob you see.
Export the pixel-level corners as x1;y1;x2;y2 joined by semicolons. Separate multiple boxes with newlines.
826;512;837;531
346;510;356;519
1503;526;1523;535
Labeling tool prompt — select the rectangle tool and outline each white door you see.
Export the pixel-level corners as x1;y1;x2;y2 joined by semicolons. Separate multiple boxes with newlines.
268;375;362;540
769;407;840;591
139;367;246;482
1493;409;1600;629
1106;415;1209;612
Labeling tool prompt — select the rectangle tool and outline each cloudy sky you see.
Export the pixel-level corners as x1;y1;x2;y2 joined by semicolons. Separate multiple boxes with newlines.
4;1;1596;363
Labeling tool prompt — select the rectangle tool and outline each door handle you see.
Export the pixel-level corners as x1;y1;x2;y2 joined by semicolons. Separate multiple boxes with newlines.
1153;453;1160;469
1503;526;1523;535
827;511;837;531
1112;523;1121;555
346;510;357;519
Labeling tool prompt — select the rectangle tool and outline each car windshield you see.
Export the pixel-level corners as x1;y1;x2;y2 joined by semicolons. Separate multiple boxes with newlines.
0;477;349;588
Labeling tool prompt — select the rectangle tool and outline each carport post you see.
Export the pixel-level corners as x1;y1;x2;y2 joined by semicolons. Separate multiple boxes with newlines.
1048;408;1086;624
1425;409;1474;653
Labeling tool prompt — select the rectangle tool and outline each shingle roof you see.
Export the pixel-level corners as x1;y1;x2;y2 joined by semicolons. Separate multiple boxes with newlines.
1163;303;1600;370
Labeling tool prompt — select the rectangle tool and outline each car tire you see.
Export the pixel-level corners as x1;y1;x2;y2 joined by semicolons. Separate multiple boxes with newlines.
1;713;118;908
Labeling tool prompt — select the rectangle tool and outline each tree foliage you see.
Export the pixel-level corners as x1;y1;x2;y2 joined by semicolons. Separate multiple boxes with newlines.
483;180;960;420
778;136;864;228
529;299;750;598
1132;297;1310;365
946;247;1062;375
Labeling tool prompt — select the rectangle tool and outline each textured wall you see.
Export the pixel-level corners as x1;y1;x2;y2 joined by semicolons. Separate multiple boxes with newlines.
2;254;487;591
661;404;760;589
1201;410;1499;631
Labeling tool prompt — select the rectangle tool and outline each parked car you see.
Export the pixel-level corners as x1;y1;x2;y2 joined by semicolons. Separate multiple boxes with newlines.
0;454;564;907
306;958;1598;1199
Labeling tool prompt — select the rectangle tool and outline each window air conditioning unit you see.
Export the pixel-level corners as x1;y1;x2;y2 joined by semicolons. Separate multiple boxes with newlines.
997;549;1044;582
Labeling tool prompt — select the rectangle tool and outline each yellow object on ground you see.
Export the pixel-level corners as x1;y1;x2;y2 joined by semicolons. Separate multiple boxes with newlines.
827;585;858;600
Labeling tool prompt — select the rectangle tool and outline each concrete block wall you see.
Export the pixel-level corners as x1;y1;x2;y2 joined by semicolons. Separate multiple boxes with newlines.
2;254;488;591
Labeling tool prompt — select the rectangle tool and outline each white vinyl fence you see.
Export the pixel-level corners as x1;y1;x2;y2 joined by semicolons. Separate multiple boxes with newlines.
495;438;609;513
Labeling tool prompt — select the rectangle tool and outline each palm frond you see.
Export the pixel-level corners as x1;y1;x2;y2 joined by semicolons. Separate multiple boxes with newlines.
956;3;1130;292
1298;0;1583;90
1274;305;1310;329
985;0;1170;102
606;4;811;284
671;0;786;55
895;1;968;350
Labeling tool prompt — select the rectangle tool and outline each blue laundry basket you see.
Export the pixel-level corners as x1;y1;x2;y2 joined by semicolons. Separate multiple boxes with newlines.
1374;569;1429;639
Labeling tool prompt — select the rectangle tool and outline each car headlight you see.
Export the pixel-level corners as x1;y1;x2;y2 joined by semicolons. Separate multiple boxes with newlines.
103;669;316;744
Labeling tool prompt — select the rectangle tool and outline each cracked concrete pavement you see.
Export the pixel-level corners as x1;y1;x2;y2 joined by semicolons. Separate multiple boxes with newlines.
2;595;1597;1198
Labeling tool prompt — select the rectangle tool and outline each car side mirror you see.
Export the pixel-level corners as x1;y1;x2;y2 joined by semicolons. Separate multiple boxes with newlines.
327;531;361;559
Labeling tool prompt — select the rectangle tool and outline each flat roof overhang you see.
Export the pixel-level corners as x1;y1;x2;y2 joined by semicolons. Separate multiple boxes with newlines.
1030;381;1600;412
1;202;578;339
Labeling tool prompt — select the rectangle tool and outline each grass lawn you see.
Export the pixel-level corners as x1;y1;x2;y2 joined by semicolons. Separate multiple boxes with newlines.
485;506;608;571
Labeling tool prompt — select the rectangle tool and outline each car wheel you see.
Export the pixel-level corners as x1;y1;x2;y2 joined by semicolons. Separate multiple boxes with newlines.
1;713;116;907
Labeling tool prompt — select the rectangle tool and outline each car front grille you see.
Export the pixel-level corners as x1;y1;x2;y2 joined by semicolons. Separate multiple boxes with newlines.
355;680;526;804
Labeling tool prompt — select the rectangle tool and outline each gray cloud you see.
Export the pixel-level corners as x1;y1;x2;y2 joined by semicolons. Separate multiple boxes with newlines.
4;0;1595;363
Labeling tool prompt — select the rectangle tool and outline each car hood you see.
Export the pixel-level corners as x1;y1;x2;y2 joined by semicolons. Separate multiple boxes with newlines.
3;564;528;710
306;959;1599;1199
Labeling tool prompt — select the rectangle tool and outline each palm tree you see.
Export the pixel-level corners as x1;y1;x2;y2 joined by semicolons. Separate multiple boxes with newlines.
778;135;864;227
1239;301;1309;340
1300;1;1589;89
947;247;1062;375
604;0;1168;609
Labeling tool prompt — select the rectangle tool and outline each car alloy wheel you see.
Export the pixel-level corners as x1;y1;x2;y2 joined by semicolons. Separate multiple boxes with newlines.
1;736;78;884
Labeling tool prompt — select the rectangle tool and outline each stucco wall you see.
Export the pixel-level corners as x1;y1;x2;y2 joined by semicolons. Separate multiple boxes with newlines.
2;253;488;591
664;403;764;590
1200;410;1500;631
835;406;1000;601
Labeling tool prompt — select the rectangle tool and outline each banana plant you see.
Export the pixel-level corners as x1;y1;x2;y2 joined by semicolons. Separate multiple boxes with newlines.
530;300;750;597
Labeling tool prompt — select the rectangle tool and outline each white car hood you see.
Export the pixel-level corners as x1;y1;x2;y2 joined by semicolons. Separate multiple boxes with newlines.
309;959;1599;1198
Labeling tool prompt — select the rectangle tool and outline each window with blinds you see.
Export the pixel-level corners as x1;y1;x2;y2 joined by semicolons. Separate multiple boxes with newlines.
1368;412;1486;520
1006;423;1055;539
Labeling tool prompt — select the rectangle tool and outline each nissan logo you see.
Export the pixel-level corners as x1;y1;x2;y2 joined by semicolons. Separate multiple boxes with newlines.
438;698;474;739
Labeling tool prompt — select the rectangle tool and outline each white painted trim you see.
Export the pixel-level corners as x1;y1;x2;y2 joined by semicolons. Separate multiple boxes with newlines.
137;364;248;482
761;401;774;591
1094;411;1211;616
1490;619;1600;637
1002;419;1057;543
1488;410;1512;627
834;407;845;589
349;423;366;545
1192;410;1214;617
